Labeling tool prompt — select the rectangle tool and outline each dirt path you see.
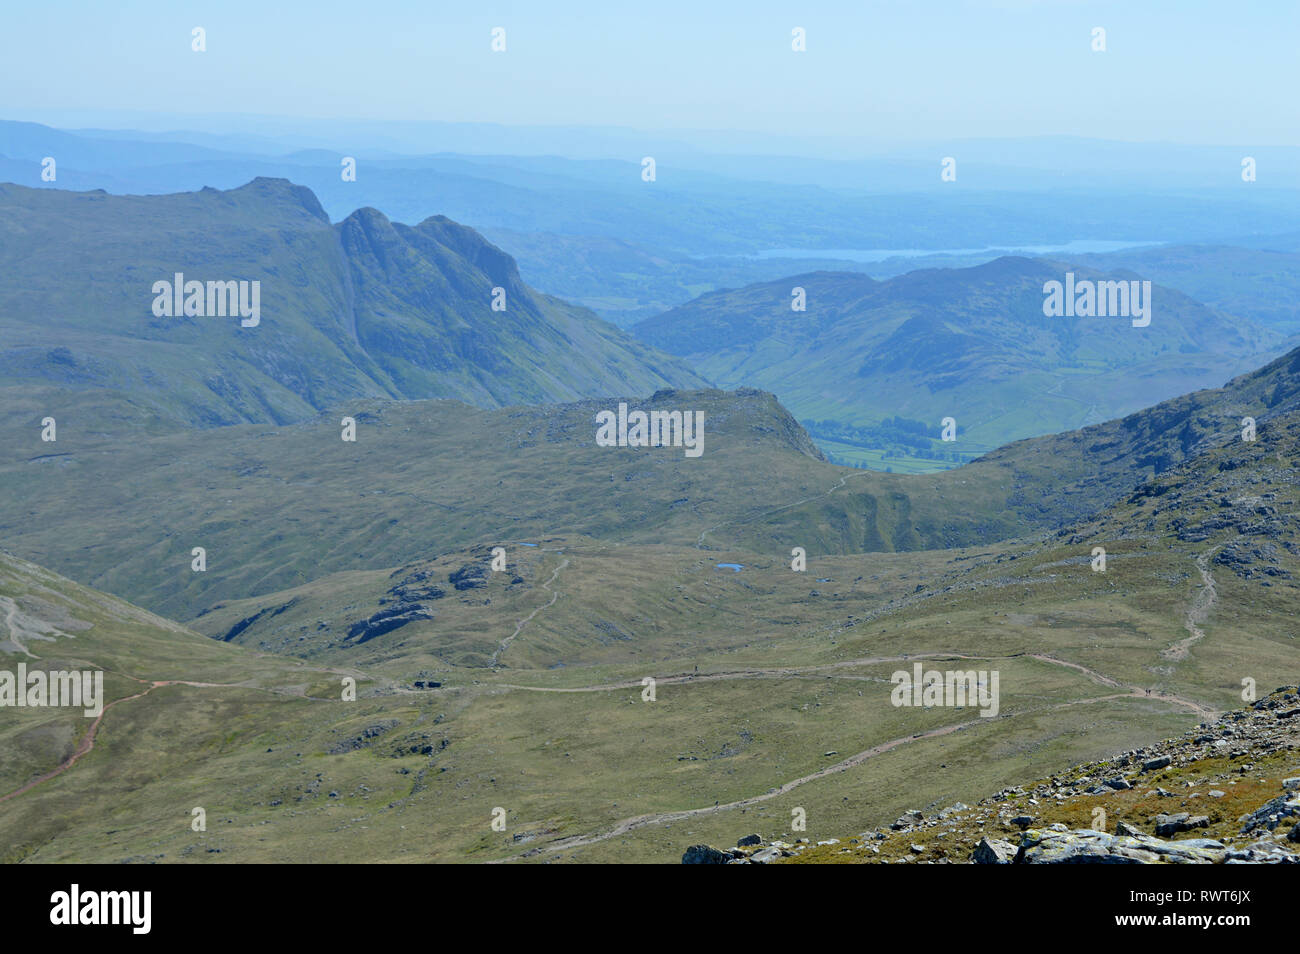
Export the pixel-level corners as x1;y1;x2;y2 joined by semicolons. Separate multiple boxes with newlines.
0;682;160;805
493;690;1167;863
490;558;568;667
0;675;327;805
1163;547;1220;661
494;649;1213;717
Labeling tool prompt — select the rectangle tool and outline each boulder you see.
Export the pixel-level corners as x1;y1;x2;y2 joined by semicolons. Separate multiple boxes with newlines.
1016;828;1227;864
971;836;1016;864
681;844;731;864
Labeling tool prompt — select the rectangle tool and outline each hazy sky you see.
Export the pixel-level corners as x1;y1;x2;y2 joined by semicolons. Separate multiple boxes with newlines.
3;0;1296;147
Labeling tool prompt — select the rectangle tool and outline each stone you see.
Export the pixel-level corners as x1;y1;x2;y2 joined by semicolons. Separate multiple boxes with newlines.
971;836;1016;864
1143;755;1172;772
737;834;762;847
1155;813;1190;836
891;809;923;830
681;844;730;864
1016;828;1227;865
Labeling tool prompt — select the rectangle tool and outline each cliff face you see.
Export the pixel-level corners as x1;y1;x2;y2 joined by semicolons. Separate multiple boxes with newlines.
685;686;1300;864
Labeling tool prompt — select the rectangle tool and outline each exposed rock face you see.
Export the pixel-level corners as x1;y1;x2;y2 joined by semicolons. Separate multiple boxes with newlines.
1015;829;1227;864
345;604;435;643
1239;793;1300;836
384;566;447;604
449;563;490;590
219;597;297;642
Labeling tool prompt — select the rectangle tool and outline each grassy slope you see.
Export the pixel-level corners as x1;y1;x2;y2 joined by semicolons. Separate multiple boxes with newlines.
4;339;1300;623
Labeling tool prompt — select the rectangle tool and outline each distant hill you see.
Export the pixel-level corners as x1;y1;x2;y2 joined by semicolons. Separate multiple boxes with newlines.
632;257;1285;463
4;337;1300;621
0;178;706;426
1067;243;1300;335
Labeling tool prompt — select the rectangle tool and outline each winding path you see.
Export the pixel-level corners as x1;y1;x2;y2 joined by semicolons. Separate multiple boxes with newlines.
1163;546;1220;661
490;558;568;667
492;689;1175;862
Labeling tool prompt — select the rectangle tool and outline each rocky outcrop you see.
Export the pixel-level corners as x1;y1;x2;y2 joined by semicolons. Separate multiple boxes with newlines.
449;563;490;591
682;844;732;864
327;719;400;754
345;604;435;643
1015;829;1227;864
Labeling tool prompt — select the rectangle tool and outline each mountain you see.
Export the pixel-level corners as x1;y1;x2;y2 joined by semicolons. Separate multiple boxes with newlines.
4;336;1300;623
0;178;706;426
632;257;1285;464
1068;243;1300;335
5;341;1300;864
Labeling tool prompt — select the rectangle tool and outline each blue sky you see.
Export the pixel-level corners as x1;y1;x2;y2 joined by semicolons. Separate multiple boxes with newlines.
2;0;1296;147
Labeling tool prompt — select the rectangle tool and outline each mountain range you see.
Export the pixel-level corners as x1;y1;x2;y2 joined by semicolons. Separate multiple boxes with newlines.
632;257;1289;462
0;177;704;427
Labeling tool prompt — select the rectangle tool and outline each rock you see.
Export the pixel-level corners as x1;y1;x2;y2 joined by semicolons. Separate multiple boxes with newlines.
1209;790;1226;798
1239;794;1300;835
1283;777;1300;792
891;810;924;830
1155;813;1190;836
448;563;490;590
345;603;434;643
1016;828;1227;864
681;844;731;864
1105;777;1132;790
1115;821;1145;837
749;847;782;864
1010;815;1035;829
971;836;1017;864
1143;755;1172;772
1225;840;1300;864
737;834;762;847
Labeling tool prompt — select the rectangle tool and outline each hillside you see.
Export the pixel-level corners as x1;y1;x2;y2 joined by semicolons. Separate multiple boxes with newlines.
632;257;1283;464
689;687;1300;864
4;342;1300;863
1071;243;1300;335
0;178;705;427
5;339;1300;624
